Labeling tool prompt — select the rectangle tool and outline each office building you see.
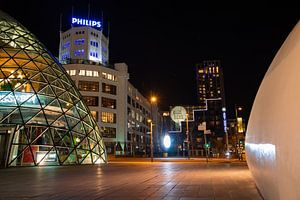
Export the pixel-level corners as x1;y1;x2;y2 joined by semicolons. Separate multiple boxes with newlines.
60;18;160;156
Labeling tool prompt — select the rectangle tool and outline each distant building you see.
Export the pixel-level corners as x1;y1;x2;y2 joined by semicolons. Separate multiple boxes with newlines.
195;60;226;137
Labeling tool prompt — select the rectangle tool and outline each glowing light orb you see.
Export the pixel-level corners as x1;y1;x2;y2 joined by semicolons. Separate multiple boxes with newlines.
163;135;171;148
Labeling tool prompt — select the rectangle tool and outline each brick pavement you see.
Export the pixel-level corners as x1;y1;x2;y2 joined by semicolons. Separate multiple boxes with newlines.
0;160;263;200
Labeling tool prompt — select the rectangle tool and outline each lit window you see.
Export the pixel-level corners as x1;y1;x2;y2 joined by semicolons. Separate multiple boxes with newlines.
69;70;76;76
78;81;99;92
90;111;98;121
101;97;116;109
63;42;70;49
84;96;99;106
74;49;84;56
101;112;116;123
102;72;117;81
93;71;99;77
79;70;85;76
66;70;70;74
86;70;93;76
74;39;84;45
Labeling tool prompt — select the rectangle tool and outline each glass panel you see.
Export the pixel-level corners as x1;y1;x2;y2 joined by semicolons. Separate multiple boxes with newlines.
54;131;73;148
0;107;17;123
66;116;80;129
52;115;68;129
44;110;62;125
36;148;58;166
77;138;90;150
81;152;92;164
72;132;85;147
38;85;55;97
26;111;47;125
19;108;40;123
12;127;28;144
91;152;100;164
8;145;34;166
58;147;76;164
76;149;90;164
1;108;22;124
30;82;47;94
72;122;85;134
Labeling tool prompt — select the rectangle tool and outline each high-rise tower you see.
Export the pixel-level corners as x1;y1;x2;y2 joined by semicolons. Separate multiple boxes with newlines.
196;60;226;136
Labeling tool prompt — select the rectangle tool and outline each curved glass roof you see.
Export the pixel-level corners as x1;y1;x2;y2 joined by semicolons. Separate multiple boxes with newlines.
0;10;107;166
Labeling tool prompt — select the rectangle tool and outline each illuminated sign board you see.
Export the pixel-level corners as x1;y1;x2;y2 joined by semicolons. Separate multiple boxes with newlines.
0;92;37;105
170;106;187;124
72;17;101;28
222;107;227;133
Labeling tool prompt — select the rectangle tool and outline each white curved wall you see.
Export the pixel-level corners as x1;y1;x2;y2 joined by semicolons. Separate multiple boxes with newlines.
246;20;300;200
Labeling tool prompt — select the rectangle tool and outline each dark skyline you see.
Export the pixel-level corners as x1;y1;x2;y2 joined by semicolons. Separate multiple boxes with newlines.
2;1;299;119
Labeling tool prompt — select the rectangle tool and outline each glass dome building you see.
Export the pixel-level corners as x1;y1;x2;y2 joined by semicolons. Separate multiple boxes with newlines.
0;10;107;167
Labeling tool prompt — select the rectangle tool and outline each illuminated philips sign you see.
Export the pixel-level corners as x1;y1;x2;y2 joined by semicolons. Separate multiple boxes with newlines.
72;17;101;28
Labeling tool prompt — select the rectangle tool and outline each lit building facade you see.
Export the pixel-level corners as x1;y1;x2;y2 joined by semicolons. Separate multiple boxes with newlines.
60;25;160;156
196;60;226;137
0;11;107;168
59;25;109;66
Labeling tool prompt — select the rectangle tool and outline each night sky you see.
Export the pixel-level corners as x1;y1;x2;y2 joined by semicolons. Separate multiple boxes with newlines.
1;1;299;119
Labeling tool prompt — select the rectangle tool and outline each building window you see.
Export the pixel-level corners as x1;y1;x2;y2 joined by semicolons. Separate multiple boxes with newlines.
102;72;117;81
83;96;99;106
79;70;85;76
61;52;70;60
69;70;76;76
74;49;84;56
127;96;131;104
101;97;116;109
102;83;116;95
86;70;93;76
74;39;84;45
78;81;99;92
93;71;99;77
102;127;116;138
101;112;116;123
90;111;98;121
62;42;70;49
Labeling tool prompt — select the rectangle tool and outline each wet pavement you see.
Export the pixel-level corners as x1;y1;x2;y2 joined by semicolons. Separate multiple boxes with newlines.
0;159;262;200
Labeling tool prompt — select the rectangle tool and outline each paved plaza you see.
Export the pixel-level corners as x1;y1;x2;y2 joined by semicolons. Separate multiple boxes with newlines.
0;159;263;200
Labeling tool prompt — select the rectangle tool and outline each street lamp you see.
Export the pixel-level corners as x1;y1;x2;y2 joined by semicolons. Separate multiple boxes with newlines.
147;119;153;162
150;96;157;104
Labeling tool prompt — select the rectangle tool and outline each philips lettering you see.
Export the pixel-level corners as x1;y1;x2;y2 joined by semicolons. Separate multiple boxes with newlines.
72;18;101;28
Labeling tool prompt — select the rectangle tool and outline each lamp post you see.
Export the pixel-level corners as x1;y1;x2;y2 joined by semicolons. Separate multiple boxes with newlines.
149;96;157;162
148;119;153;162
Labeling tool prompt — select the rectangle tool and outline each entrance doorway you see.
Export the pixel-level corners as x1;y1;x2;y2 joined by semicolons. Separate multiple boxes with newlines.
0;132;8;168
